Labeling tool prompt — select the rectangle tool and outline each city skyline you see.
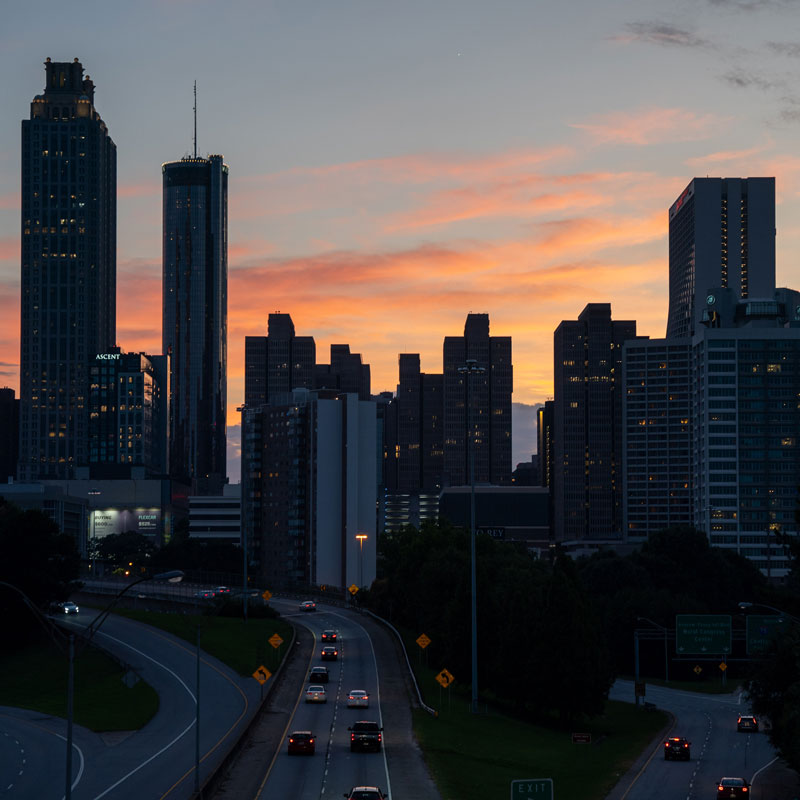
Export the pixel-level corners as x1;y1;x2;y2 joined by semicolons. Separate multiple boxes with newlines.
3;1;800;475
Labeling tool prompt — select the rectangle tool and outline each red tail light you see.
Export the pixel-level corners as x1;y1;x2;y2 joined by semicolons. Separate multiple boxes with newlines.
289;738;294;743
377;733;382;742
742;789;748;793
683;743;688;748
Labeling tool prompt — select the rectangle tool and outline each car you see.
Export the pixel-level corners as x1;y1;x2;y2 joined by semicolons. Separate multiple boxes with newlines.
300;600;316;612
343;788;387;800
321;646;338;661
717;777;750;798
737;714;758;732
663;736;691;760
348;720;383;752
53;601;80;615
309;666;329;684
305;684;327;703
194;589;215;599
214;586;231;595
321;629;338;642
347;690;369;708
287;730;315;755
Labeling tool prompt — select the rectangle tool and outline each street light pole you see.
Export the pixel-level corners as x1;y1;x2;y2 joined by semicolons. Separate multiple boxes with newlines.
458;358;485;715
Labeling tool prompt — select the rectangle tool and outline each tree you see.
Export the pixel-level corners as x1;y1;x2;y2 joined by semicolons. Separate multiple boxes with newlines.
95;530;154;574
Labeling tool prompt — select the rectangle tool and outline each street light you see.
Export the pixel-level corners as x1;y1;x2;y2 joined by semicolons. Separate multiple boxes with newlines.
637;616;670;683
0;569;183;800
356;533;368;589
738;601;800;624
458;357;485;715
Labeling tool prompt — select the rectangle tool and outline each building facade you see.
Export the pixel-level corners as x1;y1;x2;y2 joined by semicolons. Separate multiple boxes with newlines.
553;304;637;542
667;177;775;339
0;388;19;483
443;313;513;487
19;58;116;480
162;155;228;494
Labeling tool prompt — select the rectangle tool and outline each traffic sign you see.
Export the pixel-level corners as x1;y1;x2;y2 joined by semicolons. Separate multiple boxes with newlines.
718;662;727;672
252;665;271;685
511;778;553;799
268;633;283;649
416;633;431;649
693;665;702;674
435;668;454;688
349;584;359;595
746;614;786;656
572;733;591;744
675;614;731;654
262;589;272;601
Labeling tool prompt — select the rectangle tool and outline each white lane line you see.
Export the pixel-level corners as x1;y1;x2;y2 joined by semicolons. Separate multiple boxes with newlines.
88;629;198;800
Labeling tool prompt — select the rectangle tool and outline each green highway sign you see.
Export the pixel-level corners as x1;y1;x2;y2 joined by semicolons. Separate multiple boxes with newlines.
511;778;553;799
746;615;786;656
675;615;731;654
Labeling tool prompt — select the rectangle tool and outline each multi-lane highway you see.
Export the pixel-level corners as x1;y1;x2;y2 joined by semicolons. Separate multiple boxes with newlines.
254;599;392;799
609;680;780;799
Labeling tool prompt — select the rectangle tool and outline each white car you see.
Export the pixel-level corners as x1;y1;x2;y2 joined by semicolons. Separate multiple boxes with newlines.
305;684;327;703
55;601;80;615
346;689;369;708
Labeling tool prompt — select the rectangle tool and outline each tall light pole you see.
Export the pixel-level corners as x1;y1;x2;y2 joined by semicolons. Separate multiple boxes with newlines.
0;570;184;800
237;403;249;622
458;357;485;714
356;533;368;589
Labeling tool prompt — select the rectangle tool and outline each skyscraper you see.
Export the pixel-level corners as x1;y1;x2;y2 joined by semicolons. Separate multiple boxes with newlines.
667;177;775;339
162;154;228;495
553;304;637;542
443;313;513;487
19;58;116;480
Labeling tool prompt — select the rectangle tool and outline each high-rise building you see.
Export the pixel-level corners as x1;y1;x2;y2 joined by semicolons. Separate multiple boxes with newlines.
443;313;512;487
244;312;315;407
622;337;693;542
553;304;637;542
315;344;371;399
667;177;775;339
19;58;116;480
88;348;169;478
162;154;228;495
0;388;19;483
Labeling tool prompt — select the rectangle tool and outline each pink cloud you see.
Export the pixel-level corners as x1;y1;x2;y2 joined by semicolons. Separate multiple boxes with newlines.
0;237;18;261
571;108;727;145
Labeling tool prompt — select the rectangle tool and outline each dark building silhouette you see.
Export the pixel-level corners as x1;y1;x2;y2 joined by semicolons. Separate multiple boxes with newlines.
88;349;169;478
315;344;371;399
19;58;116;479
162;154;228;494
244;312;315;407
667;177;775;339
443;313;512;486
553;304;637;542
0;388;19;483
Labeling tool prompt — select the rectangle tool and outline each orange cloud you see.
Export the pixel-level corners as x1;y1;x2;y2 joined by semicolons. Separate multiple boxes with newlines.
571;107;727;145
0;237;18;261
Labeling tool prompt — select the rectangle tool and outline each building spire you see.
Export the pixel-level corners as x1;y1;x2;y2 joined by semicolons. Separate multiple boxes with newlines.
193;81;197;158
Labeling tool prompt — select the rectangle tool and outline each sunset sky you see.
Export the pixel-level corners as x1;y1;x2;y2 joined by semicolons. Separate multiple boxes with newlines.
2;0;800;478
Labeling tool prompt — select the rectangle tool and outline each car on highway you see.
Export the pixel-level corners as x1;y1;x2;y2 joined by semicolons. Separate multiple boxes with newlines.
348;720;383;752
347;690;369;708
737;714;758;732
343;788;387;800
214;586;231;595
717;776;750;798
300;600;316;612
52;601;80;615
287;730;315;755
309;666;329;683
321;629;338;642
321;645;339;660
193;589;215;599
305;684;327;703
663;736;691;760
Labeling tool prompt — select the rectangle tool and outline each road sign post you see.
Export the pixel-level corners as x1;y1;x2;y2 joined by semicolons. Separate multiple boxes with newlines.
511;778;553;799
675;615;732;654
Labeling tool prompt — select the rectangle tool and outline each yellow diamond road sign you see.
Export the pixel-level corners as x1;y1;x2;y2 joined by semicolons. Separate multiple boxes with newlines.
435;668;454;688
262;589;272;601
349;584;359;595
416;633;431;649
252;665;271;685
693;665;703;674
719;662;728;672
269;633;284;649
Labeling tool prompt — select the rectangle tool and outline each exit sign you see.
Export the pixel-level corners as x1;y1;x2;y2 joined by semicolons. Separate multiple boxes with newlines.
511;778;553;799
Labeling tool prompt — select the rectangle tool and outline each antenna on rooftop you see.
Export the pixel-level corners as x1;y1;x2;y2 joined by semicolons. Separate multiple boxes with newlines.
193;81;197;158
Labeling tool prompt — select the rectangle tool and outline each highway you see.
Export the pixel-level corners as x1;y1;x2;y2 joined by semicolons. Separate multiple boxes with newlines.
0;608;260;800
254;599;392;800
609;680;780;799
